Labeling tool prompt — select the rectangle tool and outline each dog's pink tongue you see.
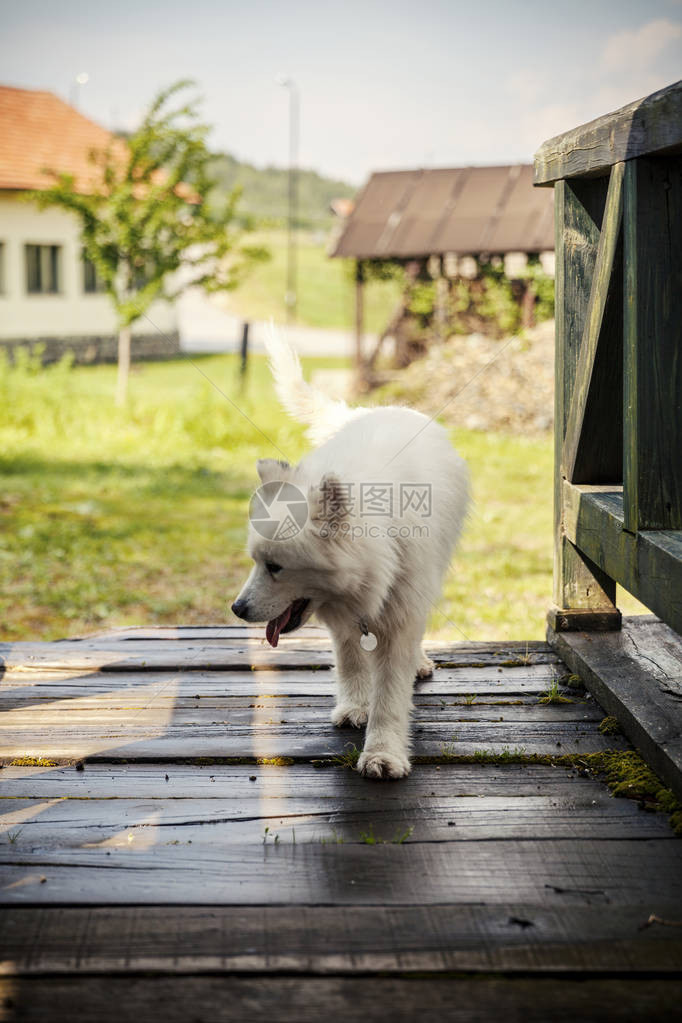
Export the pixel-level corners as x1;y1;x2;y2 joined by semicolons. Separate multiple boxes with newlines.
266;603;293;648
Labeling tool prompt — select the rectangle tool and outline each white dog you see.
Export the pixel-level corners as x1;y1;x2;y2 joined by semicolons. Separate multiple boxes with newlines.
232;330;469;779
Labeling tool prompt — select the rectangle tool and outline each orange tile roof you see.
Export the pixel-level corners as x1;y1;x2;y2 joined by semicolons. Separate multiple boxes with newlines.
0;84;121;192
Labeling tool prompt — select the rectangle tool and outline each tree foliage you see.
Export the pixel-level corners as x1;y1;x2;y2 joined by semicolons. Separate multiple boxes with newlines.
32;79;268;331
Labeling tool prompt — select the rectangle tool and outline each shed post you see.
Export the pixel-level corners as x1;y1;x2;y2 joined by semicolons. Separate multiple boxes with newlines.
434;255;449;341
355;259;365;367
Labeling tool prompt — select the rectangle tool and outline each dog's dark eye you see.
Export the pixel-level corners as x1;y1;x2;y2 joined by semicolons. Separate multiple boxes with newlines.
265;561;282;575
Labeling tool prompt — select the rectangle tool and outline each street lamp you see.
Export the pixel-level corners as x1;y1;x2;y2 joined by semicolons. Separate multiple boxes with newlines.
70;72;89;108
276;75;299;324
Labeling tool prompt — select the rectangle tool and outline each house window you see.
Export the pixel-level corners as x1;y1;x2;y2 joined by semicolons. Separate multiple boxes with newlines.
25;244;61;294
82;252;107;294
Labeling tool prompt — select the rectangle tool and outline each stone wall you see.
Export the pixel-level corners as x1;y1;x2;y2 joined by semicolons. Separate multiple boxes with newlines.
0;331;181;365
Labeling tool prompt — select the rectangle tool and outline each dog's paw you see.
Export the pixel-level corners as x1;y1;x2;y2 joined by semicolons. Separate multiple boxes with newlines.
331;703;368;728
357;749;411;779
416;656;435;680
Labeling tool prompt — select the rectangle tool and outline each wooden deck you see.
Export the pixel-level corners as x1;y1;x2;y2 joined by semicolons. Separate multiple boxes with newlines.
1;625;681;1020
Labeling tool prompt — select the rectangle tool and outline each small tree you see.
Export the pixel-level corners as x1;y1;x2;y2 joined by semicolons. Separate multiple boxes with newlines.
34;80;267;404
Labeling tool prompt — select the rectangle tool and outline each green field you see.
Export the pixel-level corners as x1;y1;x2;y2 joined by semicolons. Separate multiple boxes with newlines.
223;231;401;333
0;348;566;644
4;349;644;644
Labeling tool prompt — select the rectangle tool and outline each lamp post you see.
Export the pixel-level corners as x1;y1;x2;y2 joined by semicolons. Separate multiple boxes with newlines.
69;71;89;108
276;76;299;324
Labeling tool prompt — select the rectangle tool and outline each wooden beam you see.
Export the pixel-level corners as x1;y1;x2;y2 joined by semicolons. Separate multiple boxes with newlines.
562;482;682;635
534;79;682;185
562;163;624;483
623;155;682;531
551;178;620;630
550;616;682;801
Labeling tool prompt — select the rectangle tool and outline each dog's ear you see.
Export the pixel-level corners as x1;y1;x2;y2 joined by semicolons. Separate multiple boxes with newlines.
257;458;290;484
309;473;350;525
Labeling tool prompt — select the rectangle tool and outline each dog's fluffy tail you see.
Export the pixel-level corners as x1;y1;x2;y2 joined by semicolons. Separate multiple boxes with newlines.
265;324;363;445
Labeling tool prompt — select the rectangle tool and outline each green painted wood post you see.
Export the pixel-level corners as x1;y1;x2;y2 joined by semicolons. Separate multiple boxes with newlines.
562;163;624;486
623;155;682;533
548;178;621;633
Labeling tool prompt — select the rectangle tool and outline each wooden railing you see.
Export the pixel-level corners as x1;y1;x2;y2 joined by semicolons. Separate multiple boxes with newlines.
534;80;682;636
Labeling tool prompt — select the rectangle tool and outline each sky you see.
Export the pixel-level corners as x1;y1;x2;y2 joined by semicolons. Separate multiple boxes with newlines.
1;0;681;184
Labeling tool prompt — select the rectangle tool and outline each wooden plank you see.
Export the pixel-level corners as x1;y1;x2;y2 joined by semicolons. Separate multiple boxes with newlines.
3;904;682;976
562;484;682;635
562;162;624;483
0;723;622;764
0;762;612;800
2;838;682;905
0;696;604;725
0;694;623;762
624;154;682;531
534;78;682;184
551;178;619;627
0;640;558;674
0;692;581;714
1;788;670;846
549;616;682;800
3;975;682;1022
0;641;335;673
82;625;330;641
0;661;570;698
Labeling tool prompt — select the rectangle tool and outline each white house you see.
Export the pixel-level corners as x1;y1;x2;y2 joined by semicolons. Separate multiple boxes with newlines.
0;85;179;363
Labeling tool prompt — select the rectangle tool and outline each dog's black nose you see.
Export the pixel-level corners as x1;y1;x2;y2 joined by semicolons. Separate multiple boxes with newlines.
231;597;250;620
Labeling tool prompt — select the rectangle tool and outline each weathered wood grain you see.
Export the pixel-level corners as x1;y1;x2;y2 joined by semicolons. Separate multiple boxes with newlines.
0;730;620;764
562;484;682;635
0;695;603;723
0;641;335;673
549;616;682;799
534;78;682;184
82;624;329;641
0;704;622;763
0;662;569;700
624;154;682;531
0;639;558;674
2;838;682;905
562;162;624;484
551;177;619;627
1;789;670;846
3;904;682;976
4;975;682;1022
0;761;609;800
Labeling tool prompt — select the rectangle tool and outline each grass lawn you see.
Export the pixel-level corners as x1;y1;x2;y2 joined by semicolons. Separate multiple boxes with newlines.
1;348;619;644
222;230;401;334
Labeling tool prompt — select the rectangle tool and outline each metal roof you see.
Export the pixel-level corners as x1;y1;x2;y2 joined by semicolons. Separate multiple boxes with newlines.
330;164;554;259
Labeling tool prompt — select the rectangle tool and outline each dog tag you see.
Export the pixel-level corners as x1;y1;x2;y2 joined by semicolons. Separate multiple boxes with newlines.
360;631;377;651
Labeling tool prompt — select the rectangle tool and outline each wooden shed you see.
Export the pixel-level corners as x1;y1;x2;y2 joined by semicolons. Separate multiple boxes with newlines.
330;164;555;365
